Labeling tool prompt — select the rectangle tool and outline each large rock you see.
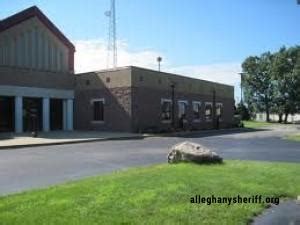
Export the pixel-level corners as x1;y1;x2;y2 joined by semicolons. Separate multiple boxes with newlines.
167;141;222;164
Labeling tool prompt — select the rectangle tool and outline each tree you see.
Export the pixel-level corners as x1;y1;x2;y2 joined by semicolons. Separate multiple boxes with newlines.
272;46;300;123
241;46;300;123
235;103;250;120
242;52;275;122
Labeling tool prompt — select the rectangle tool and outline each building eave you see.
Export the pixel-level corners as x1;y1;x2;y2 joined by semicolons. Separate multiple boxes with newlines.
0;6;75;52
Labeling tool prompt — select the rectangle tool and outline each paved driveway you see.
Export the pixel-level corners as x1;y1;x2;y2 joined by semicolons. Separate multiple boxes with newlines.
0;125;300;195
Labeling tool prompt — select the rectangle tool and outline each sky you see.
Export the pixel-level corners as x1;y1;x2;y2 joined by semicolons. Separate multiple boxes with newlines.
1;0;300;101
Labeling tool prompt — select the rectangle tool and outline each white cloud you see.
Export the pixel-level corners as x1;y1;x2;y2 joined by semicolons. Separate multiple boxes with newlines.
74;39;242;101
167;64;242;101
74;39;166;73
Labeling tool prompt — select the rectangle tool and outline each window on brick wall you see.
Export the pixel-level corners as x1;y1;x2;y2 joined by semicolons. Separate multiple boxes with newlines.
216;103;223;119
92;99;105;122
192;101;201;122
161;99;172;121
205;102;213;121
178;100;188;121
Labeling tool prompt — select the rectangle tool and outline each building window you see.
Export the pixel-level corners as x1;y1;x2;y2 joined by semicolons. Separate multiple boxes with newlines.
205;102;212;121
192;101;201;122
161;99;172;122
106;77;110;83
92;99;105;122
216;103;223;119
178;100;188;121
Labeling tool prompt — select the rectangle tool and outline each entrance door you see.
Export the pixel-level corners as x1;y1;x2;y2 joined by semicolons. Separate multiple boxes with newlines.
23;98;42;132
50;99;63;130
0;96;14;132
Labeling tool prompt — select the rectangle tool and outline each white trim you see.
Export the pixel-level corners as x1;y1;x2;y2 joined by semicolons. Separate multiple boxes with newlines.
0;85;74;99
178;100;188;104
216;102;223;121
66;99;74;131
205;102;213;122
192;101;202;123
90;98;105;104
192;101;201;105
161;98;172;122
177;100;188;122
161;98;172;104
42;97;50;132
91;98;105;122
14;96;23;133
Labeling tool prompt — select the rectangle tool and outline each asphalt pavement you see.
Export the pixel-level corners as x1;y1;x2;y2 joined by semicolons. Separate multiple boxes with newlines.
0;125;299;195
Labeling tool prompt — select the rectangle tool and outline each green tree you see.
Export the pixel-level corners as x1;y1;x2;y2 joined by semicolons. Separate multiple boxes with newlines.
242;52;275;122
272;46;300;123
235;103;251;120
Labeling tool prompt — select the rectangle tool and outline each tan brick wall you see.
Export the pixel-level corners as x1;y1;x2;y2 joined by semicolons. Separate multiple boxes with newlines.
131;67;234;99
0;66;74;90
131;86;234;132
75;66;235;133
74;87;133;132
75;68;132;90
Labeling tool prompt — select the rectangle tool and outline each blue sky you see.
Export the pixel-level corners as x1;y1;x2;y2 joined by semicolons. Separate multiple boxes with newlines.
1;0;300;101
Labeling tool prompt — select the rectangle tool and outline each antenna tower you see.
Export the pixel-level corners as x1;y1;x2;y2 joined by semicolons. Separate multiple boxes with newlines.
105;0;117;69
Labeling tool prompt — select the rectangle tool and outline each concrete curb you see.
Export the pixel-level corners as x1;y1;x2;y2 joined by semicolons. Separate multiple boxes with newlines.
0;135;146;150
0;127;254;150
146;127;249;138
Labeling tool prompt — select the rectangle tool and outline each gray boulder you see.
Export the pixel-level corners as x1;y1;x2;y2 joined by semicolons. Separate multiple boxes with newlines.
167;141;222;164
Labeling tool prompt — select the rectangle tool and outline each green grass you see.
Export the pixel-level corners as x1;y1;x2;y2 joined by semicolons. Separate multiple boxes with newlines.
1;161;300;225
286;134;300;142
243;120;272;129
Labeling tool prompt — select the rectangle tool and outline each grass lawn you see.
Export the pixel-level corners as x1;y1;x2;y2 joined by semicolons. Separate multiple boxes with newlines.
243;120;272;129
286;134;300;142
1;161;300;225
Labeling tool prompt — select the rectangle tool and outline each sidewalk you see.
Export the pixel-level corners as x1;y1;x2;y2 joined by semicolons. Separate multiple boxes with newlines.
0;127;262;150
0;131;146;149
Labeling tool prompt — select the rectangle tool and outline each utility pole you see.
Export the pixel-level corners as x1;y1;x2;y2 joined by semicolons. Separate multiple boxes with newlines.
170;82;176;129
105;0;117;69
212;88;216;129
238;72;246;105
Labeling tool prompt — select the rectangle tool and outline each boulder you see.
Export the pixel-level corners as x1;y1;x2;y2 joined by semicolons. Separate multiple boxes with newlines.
167;141;222;164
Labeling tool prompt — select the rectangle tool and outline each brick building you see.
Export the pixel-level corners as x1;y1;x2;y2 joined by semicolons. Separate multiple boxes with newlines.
0;6;75;133
75;67;234;132
0;6;234;133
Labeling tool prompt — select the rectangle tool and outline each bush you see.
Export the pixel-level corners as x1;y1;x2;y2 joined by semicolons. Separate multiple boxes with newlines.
235;103;251;120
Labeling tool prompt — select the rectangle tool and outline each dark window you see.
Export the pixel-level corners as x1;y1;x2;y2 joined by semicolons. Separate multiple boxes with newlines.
216;103;223;118
178;101;188;119
193;102;201;120
86;80;90;85
205;103;212;121
93;101;104;121
161;100;172;121
0;97;14;132
106;77;110;83
139;76;143;82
